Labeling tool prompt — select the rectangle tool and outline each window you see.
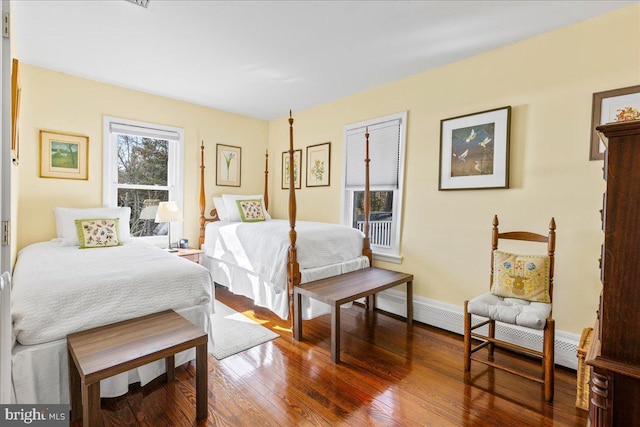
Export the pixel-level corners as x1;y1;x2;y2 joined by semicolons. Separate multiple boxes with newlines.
342;112;406;263
103;117;184;247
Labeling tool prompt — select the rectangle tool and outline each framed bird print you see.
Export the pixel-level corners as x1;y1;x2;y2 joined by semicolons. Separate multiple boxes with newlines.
439;106;511;190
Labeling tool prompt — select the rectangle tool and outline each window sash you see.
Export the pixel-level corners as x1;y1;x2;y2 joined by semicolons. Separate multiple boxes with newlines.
114;183;171;191
103;116;184;245
107;133;178;201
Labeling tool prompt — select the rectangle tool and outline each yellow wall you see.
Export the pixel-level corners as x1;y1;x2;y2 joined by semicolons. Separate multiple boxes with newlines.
17;65;268;249
267;5;640;334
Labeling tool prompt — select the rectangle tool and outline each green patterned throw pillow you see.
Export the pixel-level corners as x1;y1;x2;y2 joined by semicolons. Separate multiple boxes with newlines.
491;250;550;303
236;199;266;222
75;218;122;248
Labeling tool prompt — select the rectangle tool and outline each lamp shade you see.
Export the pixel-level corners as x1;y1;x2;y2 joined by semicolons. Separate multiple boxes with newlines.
155;201;183;223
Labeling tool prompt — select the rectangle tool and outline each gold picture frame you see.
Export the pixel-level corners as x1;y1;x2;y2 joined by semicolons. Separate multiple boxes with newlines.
40;131;89;180
11;59;20;165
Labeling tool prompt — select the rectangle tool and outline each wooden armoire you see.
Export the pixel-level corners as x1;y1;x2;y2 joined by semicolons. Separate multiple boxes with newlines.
586;119;640;427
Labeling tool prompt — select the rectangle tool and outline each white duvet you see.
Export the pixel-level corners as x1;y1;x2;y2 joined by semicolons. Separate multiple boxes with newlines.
12;240;213;346
204;219;366;292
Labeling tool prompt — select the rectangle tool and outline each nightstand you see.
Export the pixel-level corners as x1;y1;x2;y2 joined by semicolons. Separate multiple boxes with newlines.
174;248;204;264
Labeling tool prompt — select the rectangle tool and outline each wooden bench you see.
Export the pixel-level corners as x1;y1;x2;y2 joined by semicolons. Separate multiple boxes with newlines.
293;267;414;363
67;310;208;426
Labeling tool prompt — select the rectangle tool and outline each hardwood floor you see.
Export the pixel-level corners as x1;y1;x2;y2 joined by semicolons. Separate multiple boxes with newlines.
80;286;588;426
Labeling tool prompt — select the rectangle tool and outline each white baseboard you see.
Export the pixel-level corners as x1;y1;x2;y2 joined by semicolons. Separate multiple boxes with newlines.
373;289;579;370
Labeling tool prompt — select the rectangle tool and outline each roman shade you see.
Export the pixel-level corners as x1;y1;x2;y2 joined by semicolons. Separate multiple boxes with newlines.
345;118;401;190
109;122;180;141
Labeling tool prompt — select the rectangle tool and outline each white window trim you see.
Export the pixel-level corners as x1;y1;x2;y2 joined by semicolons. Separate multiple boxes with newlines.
103;116;184;247
341;112;407;264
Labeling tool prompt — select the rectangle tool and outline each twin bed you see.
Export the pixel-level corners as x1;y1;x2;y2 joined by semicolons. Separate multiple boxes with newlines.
8;113;372;404
198;113;373;321
202;217;369;320
10;209;214;404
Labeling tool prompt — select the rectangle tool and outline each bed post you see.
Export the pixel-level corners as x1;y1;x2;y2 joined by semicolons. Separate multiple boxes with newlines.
362;128;373;265
264;150;269;211
199;141;206;247
287;111;300;325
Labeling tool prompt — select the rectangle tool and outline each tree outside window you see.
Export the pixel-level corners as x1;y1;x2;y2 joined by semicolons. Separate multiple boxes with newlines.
116;135;169;237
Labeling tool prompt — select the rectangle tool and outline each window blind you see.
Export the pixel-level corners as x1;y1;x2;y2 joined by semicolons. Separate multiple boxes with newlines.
345;118;401;190
110;122;180;142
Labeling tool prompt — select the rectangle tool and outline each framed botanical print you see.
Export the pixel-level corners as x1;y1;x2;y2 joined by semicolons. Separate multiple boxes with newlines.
306;142;330;187
216;144;241;187
40;131;89;180
439;106;511;190
282;149;302;189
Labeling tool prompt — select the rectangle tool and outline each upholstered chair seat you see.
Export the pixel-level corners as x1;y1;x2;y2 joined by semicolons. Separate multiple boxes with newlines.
467;293;551;330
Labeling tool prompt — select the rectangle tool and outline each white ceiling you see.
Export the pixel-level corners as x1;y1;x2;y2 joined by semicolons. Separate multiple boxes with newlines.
12;1;637;121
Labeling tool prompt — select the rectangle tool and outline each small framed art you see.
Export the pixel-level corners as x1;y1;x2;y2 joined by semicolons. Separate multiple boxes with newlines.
590;85;640;160
439;106;511;190
306;142;331;187
282;149;302;189
40;131;89;180
216;144;241;187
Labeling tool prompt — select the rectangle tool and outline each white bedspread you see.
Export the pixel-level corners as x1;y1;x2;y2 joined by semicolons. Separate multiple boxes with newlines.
12;241;213;346
203;219;365;293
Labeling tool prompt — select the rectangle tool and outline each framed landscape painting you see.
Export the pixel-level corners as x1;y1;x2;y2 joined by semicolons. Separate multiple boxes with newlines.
306;142;330;187
40;130;89;180
216;144;241;187
282;149;302;189
439;106;511;190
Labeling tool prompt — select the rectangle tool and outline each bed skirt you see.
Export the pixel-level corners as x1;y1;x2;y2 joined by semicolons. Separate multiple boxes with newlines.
203;254;369;320
11;305;213;404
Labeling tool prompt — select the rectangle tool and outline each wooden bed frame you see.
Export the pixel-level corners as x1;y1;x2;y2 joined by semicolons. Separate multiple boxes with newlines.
199;112;372;321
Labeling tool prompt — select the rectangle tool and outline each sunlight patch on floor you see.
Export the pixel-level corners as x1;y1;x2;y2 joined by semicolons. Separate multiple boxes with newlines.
225;312;259;324
240;309;270;325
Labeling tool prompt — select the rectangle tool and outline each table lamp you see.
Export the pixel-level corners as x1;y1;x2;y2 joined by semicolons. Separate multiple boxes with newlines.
155;201;182;252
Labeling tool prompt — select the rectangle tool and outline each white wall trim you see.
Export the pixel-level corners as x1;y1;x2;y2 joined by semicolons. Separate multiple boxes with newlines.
374;289;580;370
373;252;402;264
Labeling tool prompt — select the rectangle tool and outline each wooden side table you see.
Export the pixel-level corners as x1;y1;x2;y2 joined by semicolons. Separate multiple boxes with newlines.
174;248;204;264
293;267;414;363
67;310;208;426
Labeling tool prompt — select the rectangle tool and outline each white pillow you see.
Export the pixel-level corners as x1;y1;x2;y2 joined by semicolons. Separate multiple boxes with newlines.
54;207;132;246
221;194;271;222
212;197;229;221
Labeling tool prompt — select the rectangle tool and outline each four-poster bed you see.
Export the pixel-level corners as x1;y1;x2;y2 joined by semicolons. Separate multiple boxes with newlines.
199;112;373;322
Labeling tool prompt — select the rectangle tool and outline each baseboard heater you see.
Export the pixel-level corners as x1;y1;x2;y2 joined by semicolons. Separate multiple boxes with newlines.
373;289;579;370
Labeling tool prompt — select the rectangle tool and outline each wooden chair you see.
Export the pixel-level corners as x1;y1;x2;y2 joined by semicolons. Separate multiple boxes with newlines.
464;215;556;402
